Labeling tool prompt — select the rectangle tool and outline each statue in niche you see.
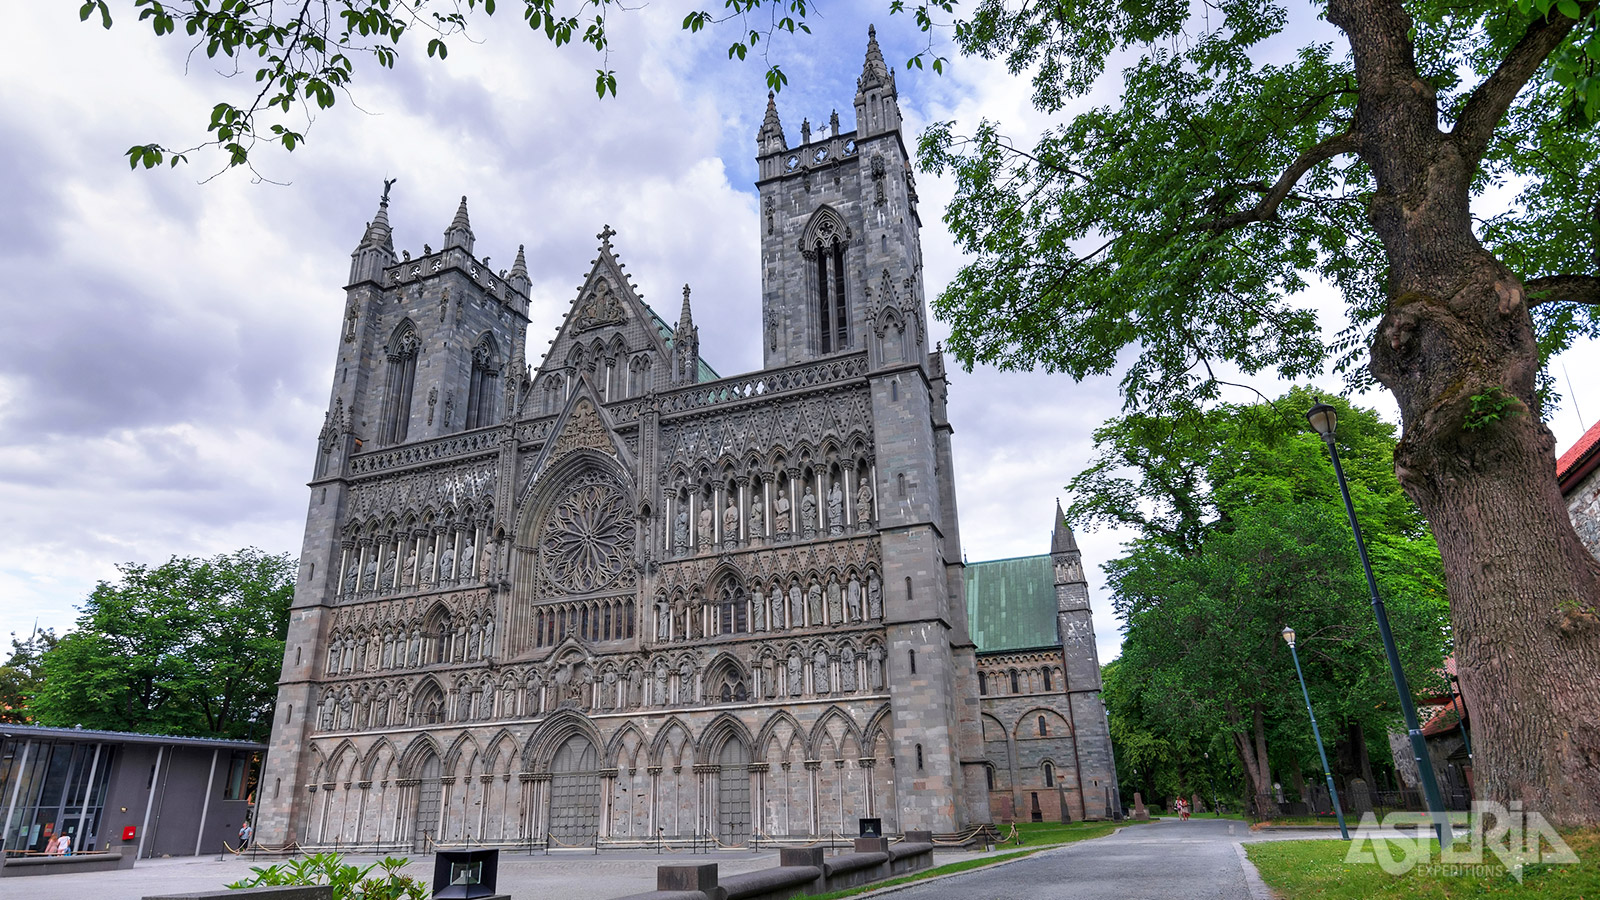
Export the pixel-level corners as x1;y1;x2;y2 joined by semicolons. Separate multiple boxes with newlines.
813;648;831;693
343;562;359;595
454;620;468;661
867;574;883;619
628;665;644;708
800;485;818;539
773;488;791;537
763;656;777;697
467;618;481;660
827;580;842;624
751;586;766;631
770;588;786;630
361;556;377;590
847;576;863;621
749;497;764;539
601;670;618;710
408;629;422;667
723;498;740;547
807;583;823;626
841;646;858;691
460;540;476;577
381;633;394;669
856;478;874;525
827;480;844;535
678;659;696;703
403;550;418;584
867;644;885;690
319;702;334;731
326;640;341;675
697;504;714;547
674;507;690;553
789;585;803;627
690;594;706;639
380;552;397;590
656;598;672;640
482;617;495;657
653;660;669;705
787;649;803;695
440;546;455;581
553;658;586;709
422;547;437;583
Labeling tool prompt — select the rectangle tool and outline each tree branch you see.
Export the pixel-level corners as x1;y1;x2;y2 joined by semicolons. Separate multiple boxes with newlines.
1525;274;1600;307
1453;2;1593;160
1199;131;1360;233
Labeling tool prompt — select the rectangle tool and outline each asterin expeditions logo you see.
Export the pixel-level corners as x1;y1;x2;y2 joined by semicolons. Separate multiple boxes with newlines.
1345;801;1578;882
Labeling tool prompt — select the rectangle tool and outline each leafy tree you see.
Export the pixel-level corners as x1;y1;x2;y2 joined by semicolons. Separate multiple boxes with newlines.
33;549;294;740
919;0;1600;826
0;628;59;723
1079;390;1450;814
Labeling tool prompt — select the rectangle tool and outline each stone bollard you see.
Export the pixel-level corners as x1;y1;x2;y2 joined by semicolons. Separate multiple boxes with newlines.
854;837;889;853
657;863;724;900
1133;792;1150;820
904;830;933;844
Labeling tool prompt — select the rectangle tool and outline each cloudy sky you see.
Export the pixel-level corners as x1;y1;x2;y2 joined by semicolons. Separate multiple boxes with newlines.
2;2;1595;664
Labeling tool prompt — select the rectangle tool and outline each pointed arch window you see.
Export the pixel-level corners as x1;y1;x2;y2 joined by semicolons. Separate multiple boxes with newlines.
380;321;420;444
801;207;851;354
465;335;501;429
718;575;749;635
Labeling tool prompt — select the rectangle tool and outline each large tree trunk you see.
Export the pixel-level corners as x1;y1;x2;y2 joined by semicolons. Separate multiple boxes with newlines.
1229;702;1276;816
1332;0;1600;828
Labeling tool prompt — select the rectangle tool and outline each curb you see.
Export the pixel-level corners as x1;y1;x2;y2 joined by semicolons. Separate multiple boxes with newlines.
1233;842;1277;900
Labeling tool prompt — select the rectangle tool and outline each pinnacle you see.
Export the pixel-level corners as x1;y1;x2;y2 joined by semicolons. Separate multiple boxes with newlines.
443;195;474;251
758;89;786;147
1052;499;1079;553
679;283;694;326
449;195;471;231
858;23;892;94
359;182;394;253
511;244;529;278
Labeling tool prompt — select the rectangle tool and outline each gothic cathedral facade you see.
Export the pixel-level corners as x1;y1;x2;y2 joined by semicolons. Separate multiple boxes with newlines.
256;30;1111;850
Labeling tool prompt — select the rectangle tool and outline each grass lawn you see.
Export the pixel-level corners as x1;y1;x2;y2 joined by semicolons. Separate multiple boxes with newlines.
1246;829;1600;899
809;820;1133;900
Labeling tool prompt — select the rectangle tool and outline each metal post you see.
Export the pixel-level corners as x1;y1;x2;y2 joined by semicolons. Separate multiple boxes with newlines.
194;748;220;855
1450;674;1474;762
74;743;104;851
2;740;33;853
1322;436;1453;848
1288;639;1350;840
136;745;166;860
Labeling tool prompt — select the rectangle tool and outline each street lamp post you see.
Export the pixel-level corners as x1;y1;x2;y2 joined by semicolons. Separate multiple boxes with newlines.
1282;626;1350;840
1307;401;1453;848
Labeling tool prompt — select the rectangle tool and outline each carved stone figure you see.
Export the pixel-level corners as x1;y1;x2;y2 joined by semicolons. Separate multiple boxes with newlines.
628;665;644;708
774;488;791;537
440;546;455;580
847;576;863;621
751;586;765;631
326;640;341;675
827;579;843;624
787;650;803;695
403;550;417;584
763;656;777;698
827;480;844;535
361;557;377;590
653;660;669;705
801;485;818;539
813;648;831;693
807;583;823;625
380;551;396;589
602;670;618;710
343;561;359;595
723;498;740;547
697;504;714;547
855;478;874;524
867;644;885;690
841;646;858;691
749;498;764;539
771;587;786;629
422;548;437;582
656;598;672;641
467;619;481;659
460;540;476;577
409;629;422;667
789;585;803;627
674;507;690;553
482;618;494;657
867;574;883;619
679;659;695;702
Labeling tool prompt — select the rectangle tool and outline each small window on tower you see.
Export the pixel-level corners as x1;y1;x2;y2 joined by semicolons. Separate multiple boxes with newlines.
1038;715;1048;736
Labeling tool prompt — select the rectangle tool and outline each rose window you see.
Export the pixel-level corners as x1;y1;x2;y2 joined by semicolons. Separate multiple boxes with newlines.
540;478;632;594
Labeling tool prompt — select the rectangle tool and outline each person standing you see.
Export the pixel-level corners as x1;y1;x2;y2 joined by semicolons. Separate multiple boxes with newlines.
238;820;253;850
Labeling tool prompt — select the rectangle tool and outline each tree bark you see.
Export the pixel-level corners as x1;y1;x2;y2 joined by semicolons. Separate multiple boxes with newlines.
1330;0;1600;827
1229;701;1276;815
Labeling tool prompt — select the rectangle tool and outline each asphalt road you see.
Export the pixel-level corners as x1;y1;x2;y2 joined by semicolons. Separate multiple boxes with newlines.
877;818;1272;900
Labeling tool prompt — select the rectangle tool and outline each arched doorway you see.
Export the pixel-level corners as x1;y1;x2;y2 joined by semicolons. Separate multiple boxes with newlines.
412;752;442;851
548;735;600;844
717;739;750;844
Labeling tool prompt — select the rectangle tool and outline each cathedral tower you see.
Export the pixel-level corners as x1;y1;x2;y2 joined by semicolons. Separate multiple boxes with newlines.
1052;502;1118;818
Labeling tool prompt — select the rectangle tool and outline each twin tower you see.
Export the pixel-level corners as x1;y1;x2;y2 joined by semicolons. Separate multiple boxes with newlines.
256;29;1002;849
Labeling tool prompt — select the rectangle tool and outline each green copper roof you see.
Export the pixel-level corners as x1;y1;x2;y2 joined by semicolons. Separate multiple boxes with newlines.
964;554;1059;653
644;303;720;382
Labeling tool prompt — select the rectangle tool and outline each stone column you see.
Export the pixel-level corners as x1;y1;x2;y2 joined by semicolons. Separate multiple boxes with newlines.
843;461;857;529
336;541;353;599
736;475;750;544
787;468;801;536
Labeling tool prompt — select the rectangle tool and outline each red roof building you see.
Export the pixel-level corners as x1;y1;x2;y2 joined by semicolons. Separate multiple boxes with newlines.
1557;419;1600;563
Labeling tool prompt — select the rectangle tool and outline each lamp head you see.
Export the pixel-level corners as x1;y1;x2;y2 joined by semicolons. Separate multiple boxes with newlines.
1306;402;1338;438
1281;625;1296;647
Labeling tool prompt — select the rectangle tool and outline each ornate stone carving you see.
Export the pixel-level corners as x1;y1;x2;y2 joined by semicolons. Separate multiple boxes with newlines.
540;474;633;594
827;480;844;536
548;397;614;465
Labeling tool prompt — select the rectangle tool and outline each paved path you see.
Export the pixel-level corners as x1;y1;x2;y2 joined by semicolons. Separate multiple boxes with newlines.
864;818;1275;900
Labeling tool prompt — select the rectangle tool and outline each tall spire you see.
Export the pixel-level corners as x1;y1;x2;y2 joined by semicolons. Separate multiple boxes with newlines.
350;181;397;283
673;284;700;385
443;195;475;253
508;244;530;294
1052;499;1079;553
756;90;786;152
678;283;695;333
858;24;893;94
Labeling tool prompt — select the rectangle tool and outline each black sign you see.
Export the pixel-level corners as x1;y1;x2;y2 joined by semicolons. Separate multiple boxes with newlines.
859;817;883;838
432;848;499;899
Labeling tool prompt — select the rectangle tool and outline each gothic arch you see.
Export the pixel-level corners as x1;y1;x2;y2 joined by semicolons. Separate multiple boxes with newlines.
862;704;893;749
604;721;650;768
807;706;863;758
523;709;602;772
698;713;755;760
363;737;398;782
398;734;445;779
481;729;520;774
800;205;852;253
647;715;696;764
443;732;481;777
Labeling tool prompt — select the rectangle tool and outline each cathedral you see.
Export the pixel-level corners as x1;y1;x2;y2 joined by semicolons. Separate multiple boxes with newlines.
254;29;1114;850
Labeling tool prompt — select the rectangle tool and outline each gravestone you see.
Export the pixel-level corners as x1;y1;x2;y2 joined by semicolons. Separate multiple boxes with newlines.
1133;792;1149;820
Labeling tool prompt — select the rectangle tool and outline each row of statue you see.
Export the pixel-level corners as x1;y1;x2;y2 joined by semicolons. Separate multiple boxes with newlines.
674;477;874;553
655;572;883;641
342;538;484;597
325;612;497;675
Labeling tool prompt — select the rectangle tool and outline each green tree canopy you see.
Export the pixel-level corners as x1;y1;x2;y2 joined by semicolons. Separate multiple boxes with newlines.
33;548;294;740
0;629;59;723
1081;390;1450;811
